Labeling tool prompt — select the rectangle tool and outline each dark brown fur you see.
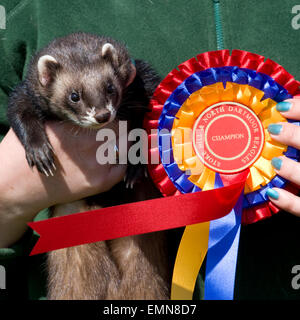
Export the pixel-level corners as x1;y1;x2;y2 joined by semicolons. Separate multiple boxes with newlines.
7;32;171;299
7;32;152;175
48;180;171;300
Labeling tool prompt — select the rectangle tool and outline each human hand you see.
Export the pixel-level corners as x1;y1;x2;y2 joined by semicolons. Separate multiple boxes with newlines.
0;121;127;247
266;98;300;217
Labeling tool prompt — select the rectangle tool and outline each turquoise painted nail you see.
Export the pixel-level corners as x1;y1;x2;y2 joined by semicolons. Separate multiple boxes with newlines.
266;188;279;200
276;101;291;112
268;123;282;135
271;157;282;170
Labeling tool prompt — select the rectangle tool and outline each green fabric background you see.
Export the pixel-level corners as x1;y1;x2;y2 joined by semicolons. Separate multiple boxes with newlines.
0;0;300;300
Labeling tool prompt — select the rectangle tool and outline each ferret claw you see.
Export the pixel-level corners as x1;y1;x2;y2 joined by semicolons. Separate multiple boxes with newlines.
47;142;54;152
124;164;148;189
42;168;49;177
25;139;56;177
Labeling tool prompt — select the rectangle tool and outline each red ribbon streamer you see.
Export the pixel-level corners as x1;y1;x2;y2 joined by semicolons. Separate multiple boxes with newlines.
28;170;248;255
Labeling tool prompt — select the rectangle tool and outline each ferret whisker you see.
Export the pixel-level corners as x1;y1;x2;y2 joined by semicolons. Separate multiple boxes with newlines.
88;127;94;136
73;127;79;136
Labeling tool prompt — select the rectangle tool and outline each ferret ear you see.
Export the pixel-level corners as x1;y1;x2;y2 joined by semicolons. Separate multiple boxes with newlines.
37;55;60;87
126;63;136;87
101;43;117;61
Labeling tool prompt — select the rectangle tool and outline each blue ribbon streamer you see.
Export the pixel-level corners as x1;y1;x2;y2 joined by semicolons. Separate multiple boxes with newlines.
204;173;243;300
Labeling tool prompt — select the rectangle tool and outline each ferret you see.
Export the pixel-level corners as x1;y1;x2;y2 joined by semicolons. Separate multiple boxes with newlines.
7;32;171;299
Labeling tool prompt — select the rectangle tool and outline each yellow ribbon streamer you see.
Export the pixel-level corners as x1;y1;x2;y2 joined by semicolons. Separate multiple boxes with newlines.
171;222;210;300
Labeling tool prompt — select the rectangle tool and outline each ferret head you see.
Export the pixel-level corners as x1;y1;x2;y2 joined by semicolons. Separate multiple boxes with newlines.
37;42;136;128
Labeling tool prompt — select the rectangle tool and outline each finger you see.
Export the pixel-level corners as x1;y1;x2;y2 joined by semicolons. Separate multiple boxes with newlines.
266;187;300;217
275;98;300;120
271;156;300;186
268;121;300;150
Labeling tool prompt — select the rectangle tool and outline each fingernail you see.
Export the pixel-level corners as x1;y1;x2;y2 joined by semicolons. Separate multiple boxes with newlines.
271;157;282;170
266;188;279;200
268;123;282;135
276;101;291;112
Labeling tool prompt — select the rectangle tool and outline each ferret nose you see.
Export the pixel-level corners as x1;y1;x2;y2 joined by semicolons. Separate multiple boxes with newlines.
95;110;111;123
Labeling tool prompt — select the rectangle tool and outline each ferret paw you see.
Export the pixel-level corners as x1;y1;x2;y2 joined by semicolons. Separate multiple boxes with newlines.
124;163;148;189
25;142;56;177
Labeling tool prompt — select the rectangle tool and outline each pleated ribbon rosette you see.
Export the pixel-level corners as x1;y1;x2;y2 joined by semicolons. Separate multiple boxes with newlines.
144;49;300;300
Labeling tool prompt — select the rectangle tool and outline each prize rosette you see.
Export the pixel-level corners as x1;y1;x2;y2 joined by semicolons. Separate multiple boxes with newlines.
144;49;300;300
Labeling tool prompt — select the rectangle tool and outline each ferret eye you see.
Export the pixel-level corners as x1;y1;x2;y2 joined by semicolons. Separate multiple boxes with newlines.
70;92;80;102
107;84;115;95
